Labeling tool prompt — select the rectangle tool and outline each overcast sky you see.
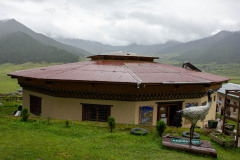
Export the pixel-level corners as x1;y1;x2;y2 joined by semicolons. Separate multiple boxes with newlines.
0;0;240;45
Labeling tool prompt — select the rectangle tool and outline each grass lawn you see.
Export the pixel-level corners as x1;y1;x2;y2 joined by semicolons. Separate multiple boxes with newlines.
0;63;61;93
0;101;240;160
157;56;240;84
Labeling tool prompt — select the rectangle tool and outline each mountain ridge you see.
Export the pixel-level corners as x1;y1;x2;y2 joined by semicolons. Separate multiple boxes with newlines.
0;19;91;57
0;32;79;64
56;30;240;63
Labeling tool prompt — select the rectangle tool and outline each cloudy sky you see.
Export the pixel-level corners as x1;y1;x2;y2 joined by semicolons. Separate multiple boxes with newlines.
0;0;240;45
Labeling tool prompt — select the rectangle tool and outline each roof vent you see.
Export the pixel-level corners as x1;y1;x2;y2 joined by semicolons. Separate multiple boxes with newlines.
182;62;201;72
87;52;159;62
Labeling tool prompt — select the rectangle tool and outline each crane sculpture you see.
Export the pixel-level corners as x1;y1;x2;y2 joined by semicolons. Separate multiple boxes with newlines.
176;89;214;145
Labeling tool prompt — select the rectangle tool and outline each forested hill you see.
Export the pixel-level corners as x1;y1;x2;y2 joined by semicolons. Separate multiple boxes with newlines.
0;32;79;64
57;30;240;64
160;31;240;63
0;19;91;64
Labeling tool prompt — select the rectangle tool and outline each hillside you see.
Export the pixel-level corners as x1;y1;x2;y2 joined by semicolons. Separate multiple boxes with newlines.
0;32;79;64
159;31;240;63
56;38;181;55
57;30;240;64
0;19;91;57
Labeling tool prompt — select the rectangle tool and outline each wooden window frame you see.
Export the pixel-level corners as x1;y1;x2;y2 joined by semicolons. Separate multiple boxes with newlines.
30;95;42;116
82;104;111;122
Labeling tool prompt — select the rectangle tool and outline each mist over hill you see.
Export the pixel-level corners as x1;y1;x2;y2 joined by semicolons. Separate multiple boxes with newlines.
57;30;240;64
0;19;91;64
0;32;79;64
159;30;240;63
56;38;181;55
1;19;240;64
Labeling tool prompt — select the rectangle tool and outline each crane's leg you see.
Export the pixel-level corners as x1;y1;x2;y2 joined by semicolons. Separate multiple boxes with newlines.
189;124;193;145
191;123;195;144
189;123;197;145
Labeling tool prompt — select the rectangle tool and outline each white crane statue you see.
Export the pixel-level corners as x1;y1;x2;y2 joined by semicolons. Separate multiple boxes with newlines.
176;89;214;145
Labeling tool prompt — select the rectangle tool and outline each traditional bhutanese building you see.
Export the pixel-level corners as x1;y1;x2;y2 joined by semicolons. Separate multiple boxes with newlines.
8;52;230;128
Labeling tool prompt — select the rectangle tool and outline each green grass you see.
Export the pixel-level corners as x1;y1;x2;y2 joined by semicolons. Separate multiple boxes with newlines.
0;102;240;160
157;55;240;84
0;62;61;93
0;100;20;115
195;63;240;84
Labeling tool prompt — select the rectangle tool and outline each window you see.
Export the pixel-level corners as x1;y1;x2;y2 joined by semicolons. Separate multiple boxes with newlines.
219;97;222;101
30;95;41;116
82;104;111;122
139;106;153;125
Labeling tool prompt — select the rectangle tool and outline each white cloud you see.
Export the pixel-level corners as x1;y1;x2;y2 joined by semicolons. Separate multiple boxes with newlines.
0;0;240;45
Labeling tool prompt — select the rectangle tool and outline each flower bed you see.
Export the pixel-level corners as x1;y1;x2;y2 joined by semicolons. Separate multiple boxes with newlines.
210;133;235;147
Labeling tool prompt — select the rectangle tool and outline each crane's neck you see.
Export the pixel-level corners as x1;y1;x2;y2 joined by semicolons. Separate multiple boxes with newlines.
208;93;212;103
206;92;213;111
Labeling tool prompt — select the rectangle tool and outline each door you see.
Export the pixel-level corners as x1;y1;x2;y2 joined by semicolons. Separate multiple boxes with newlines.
157;105;169;125
157;102;182;126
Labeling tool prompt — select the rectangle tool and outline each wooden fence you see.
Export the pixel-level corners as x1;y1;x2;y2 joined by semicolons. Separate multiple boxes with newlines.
0;94;22;102
222;89;240;147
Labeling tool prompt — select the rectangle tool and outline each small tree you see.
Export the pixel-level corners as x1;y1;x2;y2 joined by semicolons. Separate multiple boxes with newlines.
65;120;70;128
47;116;51;125
21;107;30;122
156;120;166;136
108;116;116;132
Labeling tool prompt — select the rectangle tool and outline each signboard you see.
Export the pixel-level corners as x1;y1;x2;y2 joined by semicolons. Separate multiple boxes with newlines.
172;139;201;145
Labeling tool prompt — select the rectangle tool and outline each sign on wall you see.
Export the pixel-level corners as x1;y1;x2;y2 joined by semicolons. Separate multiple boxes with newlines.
139;106;153;125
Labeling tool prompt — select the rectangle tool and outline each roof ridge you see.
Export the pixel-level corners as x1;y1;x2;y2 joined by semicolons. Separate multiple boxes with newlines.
123;64;142;83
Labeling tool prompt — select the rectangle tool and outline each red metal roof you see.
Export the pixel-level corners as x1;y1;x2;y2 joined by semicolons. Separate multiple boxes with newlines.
8;60;230;84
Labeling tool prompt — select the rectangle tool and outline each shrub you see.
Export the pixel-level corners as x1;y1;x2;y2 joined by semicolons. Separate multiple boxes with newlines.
108;116;116;132
65;120;70;128
47;116;51;125
21;107;30;122
156;120;166;136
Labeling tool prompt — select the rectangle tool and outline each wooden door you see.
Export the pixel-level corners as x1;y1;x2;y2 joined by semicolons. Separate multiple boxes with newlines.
158;105;169;125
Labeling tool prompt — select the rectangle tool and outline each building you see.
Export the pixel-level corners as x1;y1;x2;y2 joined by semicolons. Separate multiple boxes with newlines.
217;83;240;117
8;52;230;128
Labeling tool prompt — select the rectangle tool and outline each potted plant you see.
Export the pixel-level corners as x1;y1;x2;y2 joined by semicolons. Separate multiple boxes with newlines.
210;133;235;147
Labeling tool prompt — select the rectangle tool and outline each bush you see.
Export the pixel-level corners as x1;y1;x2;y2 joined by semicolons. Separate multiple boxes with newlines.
65;120;70;128
47;116;51;125
156;120;166;136
108;116;116;132
21;107;30;122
